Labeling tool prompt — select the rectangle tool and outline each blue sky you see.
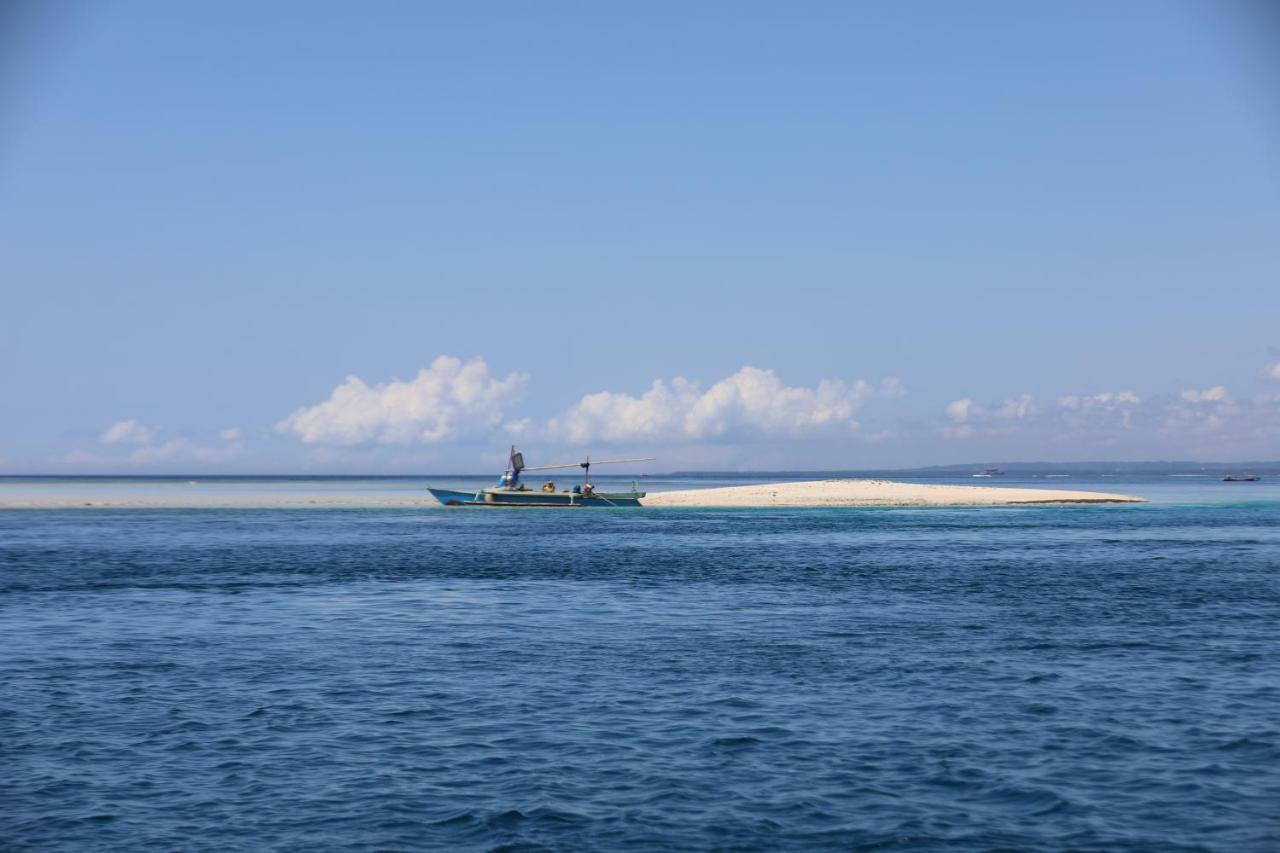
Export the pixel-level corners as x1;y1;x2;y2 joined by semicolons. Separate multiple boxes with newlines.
3;1;1278;472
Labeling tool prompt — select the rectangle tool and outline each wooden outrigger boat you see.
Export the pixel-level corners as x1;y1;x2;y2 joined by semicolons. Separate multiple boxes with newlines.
427;447;654;507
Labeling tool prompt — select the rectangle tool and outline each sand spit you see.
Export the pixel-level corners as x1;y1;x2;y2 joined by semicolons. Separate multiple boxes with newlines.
0;479;1144;509
641;479;1145;507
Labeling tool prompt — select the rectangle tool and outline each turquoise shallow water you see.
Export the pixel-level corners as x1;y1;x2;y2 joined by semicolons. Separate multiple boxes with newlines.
2;477;1278;850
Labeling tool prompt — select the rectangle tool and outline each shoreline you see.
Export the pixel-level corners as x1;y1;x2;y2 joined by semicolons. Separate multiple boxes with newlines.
0;478;1145;509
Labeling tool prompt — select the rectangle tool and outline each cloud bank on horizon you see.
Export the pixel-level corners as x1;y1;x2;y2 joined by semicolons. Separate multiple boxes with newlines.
30;355;1280;471
276;362;903;448
57;420;246;467
942;381;1280;450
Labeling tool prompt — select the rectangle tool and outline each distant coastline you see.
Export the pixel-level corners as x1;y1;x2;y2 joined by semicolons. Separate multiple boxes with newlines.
669;461;1280;478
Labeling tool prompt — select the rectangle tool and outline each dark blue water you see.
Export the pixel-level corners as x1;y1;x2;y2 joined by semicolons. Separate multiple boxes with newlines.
3;503;1278;850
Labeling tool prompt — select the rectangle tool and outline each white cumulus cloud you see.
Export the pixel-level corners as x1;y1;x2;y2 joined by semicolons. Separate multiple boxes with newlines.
944;390;1142;439
1165;386;1236;433
946;394;1036;424
997;394;1036;419
100;420;159;445
945;398;975;423
1179;386;1230;404
1058;391;1141;410
549;366;901;444
64;421;246;468
1261;363;1280;381
127;439;241;464
277;356;529;445
1057;390;1142;429
942;394;1035;438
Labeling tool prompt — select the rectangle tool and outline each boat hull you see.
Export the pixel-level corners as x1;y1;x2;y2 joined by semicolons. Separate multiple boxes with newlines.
427;487;645;507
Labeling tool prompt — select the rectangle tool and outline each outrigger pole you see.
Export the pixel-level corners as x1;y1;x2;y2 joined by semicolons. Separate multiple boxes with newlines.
520;453;656;489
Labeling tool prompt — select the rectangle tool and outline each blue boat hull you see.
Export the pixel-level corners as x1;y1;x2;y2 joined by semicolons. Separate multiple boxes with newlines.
427;487;644;507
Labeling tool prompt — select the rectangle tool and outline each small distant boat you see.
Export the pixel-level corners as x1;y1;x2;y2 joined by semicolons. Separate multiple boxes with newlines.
428;447;654;507
972;467;1004;477
1223;475;1261;482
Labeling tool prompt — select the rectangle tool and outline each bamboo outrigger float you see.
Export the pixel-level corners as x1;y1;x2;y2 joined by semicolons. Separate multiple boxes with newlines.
427;447;654;507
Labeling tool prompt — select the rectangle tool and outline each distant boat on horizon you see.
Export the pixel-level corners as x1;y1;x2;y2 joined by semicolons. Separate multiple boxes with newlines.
972;467;1005;477
1222;474;1261;482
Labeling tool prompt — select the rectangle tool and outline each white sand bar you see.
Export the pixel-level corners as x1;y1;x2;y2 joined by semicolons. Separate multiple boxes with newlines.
642;479;1144;507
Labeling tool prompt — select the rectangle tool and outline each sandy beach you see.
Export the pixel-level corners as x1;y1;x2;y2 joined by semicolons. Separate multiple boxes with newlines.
641;479;1145;507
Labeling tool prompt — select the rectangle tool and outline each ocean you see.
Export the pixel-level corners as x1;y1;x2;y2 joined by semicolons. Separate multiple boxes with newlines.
2;474;1278;850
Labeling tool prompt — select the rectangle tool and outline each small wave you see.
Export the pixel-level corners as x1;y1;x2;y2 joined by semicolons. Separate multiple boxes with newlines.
1214;736;1280;756
703;696;761;710
428;812;476;828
